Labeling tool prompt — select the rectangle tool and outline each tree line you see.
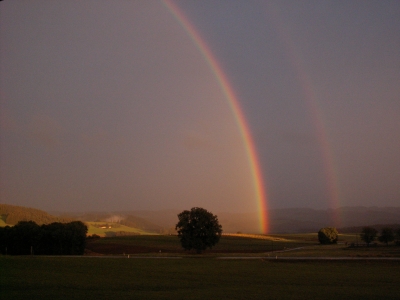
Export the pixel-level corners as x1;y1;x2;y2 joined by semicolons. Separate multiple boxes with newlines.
0;221;87;255
360;226;400;246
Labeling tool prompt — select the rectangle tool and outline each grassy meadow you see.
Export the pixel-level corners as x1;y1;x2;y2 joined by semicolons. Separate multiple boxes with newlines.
2;256;400;300
85;233;400;257
2;233;400;299
86;221;156;237
0;218;7;227
85;233;318;255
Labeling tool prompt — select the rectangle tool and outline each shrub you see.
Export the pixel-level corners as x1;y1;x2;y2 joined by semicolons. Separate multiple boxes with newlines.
318;227;338;244
378;227;394;246
360;226;378;246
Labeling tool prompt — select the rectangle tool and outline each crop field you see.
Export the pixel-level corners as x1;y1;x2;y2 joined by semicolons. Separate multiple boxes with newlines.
2;256;400;300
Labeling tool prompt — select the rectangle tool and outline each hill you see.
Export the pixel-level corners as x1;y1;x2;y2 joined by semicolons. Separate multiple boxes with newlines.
0;204;74;225
121;207;400;234
86;222;157;237
61;212;166;233
113;207;400;234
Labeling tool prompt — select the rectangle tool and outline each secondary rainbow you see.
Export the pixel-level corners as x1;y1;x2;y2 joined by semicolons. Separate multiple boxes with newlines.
266;3;341;226
163;0;270;233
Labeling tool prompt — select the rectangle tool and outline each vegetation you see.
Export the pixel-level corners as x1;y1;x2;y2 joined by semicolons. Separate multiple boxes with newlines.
85;234;309;255
397;229;400;244
379;227;395;246
318;227;338;244
176;207;222;253
86;222;156;237
2;257;400;300
0;221;87;255
83;232;400;258
360;226;378;246
0;204;73;225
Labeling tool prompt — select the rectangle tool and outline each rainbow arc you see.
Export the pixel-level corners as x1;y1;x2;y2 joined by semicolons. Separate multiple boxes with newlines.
163;0;270;233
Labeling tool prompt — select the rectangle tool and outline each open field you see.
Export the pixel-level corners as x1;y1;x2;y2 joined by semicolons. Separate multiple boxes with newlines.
86;221;156;237
85;234;314;255
1;256;400;300
0;219;8;227
85;233;400;257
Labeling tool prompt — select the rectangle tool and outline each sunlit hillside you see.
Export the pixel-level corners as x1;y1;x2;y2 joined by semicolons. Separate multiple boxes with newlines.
0;204;74;225
87;222;158;237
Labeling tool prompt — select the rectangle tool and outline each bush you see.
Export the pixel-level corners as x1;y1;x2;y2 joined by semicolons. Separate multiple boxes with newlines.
360;226;378;246
318;227;338;244
378;227;394;246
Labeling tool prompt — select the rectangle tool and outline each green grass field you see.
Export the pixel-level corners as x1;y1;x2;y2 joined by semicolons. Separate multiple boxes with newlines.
86;221;157;237
1;256;399;300
85;234;316;255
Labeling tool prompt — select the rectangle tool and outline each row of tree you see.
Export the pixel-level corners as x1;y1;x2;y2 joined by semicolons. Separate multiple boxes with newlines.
360;226;400;246
318;226;400;246
0;221;87;255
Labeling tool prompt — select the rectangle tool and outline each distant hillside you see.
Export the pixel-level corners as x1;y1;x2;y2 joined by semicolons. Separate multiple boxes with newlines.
0;204;74;225
339;223;400;233
62;212;166;234
119;207;400;234
264;207;400;233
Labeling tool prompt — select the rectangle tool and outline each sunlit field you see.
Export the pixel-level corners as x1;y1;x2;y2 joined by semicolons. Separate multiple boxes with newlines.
2;256;399;300
86;222;156;237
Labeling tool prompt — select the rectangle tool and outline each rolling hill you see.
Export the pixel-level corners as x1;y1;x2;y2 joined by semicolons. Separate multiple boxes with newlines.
0;204;74;226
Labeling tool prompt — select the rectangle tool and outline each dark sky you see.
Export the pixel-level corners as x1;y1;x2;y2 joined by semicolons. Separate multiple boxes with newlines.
1;0;399;213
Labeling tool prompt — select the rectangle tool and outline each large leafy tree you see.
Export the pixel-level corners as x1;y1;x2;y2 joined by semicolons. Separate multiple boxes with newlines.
378;227;395;246
176;207;222;254
318;227;338;244
360;226;378;246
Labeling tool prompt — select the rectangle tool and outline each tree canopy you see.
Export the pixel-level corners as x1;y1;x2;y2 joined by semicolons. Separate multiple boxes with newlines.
360;226;378;246
378;227;395;246
318;227;338;244
0;221;87;255
175;207;222;254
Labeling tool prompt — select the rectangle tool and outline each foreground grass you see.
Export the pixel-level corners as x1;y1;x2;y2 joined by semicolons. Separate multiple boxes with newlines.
275;243;400;258
1;256;399;300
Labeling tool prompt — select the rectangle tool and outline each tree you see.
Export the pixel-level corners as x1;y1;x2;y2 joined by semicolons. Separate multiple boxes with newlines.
1;220;87;255
378;227;394;246
360;226;378;246
318;227;338;244
9;221;41;255
176;207;222;254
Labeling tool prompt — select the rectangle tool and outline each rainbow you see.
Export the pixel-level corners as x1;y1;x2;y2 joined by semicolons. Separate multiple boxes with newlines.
163;0;270;233
266;3;341;226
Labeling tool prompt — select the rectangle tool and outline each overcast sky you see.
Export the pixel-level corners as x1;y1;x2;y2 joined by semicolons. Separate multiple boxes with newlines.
1;0;399;214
